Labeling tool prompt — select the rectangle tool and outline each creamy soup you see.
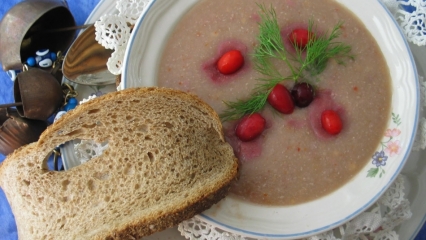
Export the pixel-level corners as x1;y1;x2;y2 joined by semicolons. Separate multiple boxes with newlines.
158;0;391;205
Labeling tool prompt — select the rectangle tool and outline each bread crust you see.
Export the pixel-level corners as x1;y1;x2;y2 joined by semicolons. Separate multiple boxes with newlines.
97;180;232;240
0;87;239;239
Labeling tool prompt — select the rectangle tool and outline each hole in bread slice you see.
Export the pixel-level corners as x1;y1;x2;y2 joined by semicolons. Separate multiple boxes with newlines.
74;139;109;165
63;139;109;170
44;139;110;171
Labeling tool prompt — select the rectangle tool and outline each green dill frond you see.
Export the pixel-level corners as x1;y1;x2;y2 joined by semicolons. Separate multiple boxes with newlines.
302;21;354;76
252;56;282;79
219;5;354;122
219;93;269;121
256;4;285;54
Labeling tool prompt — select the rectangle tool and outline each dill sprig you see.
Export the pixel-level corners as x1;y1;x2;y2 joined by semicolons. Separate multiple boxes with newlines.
252;4;298;81
219;4;354;121
220;93;269;122
300;21;354;76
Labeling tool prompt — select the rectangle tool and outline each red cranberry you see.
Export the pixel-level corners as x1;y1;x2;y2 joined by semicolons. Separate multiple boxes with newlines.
321;110;343;135
289;28;315;49
267;84;294;114
217;50;244;75
235;113;266;142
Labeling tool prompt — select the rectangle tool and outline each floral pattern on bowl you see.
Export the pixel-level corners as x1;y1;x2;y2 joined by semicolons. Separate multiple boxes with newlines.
368;113;402;178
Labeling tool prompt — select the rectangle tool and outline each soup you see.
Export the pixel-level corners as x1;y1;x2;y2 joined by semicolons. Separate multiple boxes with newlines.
157;0;391;205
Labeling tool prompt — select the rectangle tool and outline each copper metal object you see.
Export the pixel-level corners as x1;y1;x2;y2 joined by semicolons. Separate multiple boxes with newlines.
13;68;63;121
0;0;76;71
0;108;48;156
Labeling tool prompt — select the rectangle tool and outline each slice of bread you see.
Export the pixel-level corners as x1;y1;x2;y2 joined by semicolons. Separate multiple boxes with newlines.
0;87;239;239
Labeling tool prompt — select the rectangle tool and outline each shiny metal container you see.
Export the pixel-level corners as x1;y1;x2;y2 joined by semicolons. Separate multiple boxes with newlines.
0;0;76;71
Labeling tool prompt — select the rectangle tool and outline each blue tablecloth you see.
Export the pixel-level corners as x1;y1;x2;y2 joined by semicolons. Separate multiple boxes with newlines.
0;1;425;239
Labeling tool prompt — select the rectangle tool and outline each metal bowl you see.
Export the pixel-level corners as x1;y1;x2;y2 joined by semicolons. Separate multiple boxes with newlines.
0;0;76;71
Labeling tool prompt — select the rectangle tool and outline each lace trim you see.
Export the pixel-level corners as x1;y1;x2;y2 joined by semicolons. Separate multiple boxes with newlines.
178;176;411;240
94;0;151;75
74;140;109;164
396;0;426;46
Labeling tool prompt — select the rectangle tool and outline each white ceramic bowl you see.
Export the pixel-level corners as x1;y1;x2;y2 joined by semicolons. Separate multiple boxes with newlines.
122;0;419;238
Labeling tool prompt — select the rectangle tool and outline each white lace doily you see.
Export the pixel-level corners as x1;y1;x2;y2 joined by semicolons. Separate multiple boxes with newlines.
94;0;151;77
178;176;411;240
86;0;426;239
394;0;426;46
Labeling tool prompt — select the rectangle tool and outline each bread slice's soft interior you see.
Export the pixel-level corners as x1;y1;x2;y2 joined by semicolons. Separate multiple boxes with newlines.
0;87;238;239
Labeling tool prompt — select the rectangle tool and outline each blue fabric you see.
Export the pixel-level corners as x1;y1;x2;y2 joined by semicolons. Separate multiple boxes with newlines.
0;0;99;239
418;226;426;240
0;0;425;239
